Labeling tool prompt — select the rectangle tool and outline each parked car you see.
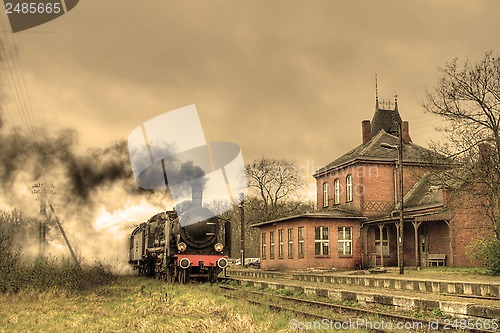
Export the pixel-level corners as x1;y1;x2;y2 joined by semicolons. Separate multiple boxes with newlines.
244;258;260;268
226;258;238;266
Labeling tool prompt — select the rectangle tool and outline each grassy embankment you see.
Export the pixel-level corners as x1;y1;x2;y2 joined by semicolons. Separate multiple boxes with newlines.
0;276;298;333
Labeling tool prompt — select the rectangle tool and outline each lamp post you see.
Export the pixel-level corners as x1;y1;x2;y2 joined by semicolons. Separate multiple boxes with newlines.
239;193;245;267
381;121;405;274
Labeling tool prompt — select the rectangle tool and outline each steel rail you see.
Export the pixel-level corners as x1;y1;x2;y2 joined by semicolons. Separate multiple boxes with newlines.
219;284;499;333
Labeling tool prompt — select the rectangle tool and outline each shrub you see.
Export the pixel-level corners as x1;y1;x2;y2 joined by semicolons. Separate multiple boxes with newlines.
466;237;500;275
0;209;116;293
0;225;21;292
25;258;116;293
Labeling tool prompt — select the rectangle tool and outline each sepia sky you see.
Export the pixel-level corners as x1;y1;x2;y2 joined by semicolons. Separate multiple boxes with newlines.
2;0;500;195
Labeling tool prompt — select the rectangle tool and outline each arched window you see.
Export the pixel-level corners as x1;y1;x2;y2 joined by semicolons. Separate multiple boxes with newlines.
346;175;353;202
322;182;329;207
334;179;340;204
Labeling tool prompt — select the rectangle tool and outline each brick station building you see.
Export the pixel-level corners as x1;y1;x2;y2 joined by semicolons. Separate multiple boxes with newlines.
254;98;493;271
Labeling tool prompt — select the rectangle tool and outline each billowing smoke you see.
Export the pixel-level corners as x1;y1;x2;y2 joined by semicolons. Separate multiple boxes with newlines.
52;132;134;203
166;160;208;213
178;160;207;196
0;42;165;273
0;127;140;205
0;121;166;273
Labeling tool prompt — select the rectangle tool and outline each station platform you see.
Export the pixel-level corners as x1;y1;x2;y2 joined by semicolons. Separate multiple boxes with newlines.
225;269;500;319
228;269;500;298
293;272;500;298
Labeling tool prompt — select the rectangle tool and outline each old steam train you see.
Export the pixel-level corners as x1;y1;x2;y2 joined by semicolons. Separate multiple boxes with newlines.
128;190;231;283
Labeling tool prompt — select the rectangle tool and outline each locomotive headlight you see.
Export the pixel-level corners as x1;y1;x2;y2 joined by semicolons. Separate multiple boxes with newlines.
214;243;224;253
179;258;191;269
177;242;187;252
217;258;228;269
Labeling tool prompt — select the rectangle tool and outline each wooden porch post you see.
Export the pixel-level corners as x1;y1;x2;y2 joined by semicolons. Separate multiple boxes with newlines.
378;224;384;268
412;221;422;268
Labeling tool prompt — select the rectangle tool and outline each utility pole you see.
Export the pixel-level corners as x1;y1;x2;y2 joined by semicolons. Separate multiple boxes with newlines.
381;120;405;274
32;183;54;257
239;193;245;267
397;120;404;275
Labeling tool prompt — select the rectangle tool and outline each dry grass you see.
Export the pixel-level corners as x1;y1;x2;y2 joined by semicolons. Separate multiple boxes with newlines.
0;277;296;333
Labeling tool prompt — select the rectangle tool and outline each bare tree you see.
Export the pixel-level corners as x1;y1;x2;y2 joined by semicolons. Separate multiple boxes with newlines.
423;51;500;238
245;157;306;220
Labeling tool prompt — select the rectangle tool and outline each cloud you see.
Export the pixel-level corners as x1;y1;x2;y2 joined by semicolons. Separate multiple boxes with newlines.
3;0;500;196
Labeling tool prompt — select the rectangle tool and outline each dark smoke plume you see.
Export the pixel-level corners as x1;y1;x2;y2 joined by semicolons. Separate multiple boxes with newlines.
0;126;139;208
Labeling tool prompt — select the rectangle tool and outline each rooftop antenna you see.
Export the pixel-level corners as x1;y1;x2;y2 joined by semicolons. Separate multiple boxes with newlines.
375;74;379;109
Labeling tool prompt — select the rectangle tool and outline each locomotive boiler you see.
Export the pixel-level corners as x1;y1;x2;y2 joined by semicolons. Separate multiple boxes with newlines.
128;190;231;283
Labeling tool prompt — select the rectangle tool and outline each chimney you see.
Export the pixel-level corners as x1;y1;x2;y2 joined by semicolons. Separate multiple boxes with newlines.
362;120;371;144
192;187;203;207
402;121;410;144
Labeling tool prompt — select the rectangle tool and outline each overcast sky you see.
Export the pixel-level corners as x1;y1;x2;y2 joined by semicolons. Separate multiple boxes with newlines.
2;0;500;195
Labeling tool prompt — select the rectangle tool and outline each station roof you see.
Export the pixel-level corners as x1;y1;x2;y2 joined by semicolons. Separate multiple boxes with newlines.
314;130;441;177
251;209;366;228
403;174;444;209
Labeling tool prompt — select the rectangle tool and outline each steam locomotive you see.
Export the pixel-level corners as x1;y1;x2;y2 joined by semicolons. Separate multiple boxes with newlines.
128;190;231;283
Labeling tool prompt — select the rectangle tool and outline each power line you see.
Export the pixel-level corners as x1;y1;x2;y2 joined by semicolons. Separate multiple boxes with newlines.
0;14;76;261
0;13;48;176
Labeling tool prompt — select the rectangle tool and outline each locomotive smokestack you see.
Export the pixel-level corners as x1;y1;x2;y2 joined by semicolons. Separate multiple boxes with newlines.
192;187;203;207
177;160;206;208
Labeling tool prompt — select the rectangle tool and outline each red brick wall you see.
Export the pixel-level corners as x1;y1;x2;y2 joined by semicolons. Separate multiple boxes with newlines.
447;190;496;267
359;164;395;217
258;217;362;271
316;163;427;217
428;222;451;255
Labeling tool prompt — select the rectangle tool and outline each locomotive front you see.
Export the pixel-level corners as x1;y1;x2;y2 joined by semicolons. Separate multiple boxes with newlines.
129;188;230;283
172;205;229;283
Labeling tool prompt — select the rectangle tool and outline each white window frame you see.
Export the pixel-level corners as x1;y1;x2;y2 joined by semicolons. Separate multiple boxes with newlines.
338;226;353;256
375;227;389;255
278;229;284;259
334;178;340;204
287;228;293;258
322;182;329;207
346;175;353;202
298;226;305;258
261;232;267;259
269;231;275;259
314;226;330;256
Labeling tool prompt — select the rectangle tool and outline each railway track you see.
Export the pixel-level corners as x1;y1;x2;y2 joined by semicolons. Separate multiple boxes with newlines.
440;293;500;302
219;284;499;333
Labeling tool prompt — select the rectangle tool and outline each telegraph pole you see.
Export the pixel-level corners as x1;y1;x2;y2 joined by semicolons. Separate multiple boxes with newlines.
239;193;245;267
397;120;404;275
380;119;405;274
32;183;54;257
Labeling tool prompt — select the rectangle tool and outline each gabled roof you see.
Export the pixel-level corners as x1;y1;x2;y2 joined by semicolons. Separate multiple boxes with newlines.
314;130;439;177
403;173;444;209
251;209;366;228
